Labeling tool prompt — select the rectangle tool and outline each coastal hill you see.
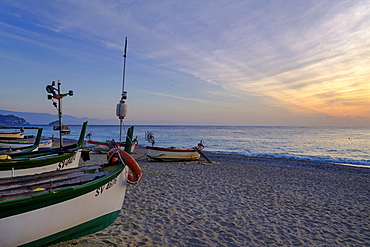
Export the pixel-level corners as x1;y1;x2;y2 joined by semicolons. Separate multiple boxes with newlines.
0;114;29;125
0;110;117;125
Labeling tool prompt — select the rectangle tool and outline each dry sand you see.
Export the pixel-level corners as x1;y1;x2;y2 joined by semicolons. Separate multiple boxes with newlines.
56;145;370;247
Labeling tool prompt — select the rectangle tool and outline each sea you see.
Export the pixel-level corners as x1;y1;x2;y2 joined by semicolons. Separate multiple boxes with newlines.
25;124;370;168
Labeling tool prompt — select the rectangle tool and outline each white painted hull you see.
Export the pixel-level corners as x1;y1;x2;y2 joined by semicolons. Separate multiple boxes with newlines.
146;146;200;161
0;166;128;247
88;141;137;154
0;139;53;150
0;131;24;139
0;151;81;178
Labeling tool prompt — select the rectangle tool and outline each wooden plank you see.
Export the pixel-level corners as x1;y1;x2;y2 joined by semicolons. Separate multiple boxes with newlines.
0;165;103;186
0;171;109;201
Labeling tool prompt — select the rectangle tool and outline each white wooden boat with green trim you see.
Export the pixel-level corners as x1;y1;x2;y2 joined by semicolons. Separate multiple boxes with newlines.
0;148;142;247
0;122;89;178
0;128;43;155
0;130;24;139
0;137;53;151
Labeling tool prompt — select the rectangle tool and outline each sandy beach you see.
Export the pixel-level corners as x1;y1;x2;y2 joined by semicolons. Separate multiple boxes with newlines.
55;145;370;246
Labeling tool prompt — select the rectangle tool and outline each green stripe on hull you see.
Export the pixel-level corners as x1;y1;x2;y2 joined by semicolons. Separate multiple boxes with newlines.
0;152;77;171
0;165;124;218
20;210;121;247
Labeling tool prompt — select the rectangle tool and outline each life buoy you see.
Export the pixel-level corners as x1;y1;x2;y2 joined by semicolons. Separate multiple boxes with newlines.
197;142;205;151
107;148;142;185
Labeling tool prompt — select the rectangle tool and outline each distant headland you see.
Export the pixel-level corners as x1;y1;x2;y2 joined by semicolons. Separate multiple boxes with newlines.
0;114;29;125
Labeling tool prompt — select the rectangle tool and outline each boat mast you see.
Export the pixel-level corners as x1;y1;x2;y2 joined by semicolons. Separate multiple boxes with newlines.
46;80;73;148
116;37;128;143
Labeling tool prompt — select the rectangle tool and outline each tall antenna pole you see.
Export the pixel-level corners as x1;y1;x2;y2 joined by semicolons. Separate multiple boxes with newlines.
116;37;128;143
122;37;128;99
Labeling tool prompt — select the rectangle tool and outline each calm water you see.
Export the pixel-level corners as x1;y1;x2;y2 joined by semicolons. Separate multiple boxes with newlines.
26;124;370;167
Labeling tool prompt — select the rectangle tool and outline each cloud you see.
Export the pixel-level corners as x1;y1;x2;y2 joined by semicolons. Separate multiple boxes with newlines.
1;0;369;123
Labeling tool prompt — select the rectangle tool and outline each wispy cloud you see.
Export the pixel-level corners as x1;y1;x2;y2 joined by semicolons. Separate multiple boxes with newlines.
136;90;211;104
1;0;369;124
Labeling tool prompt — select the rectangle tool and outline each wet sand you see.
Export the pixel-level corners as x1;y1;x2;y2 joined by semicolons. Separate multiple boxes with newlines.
56;145;370;246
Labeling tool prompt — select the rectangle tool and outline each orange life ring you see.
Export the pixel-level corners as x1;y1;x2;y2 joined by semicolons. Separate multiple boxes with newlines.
107;148;142;185
197;142;205;151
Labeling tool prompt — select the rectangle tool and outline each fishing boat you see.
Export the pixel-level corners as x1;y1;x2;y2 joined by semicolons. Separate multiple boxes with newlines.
0;127;53;152
145;142;205;162
0;136;52;151
0;128;44;155
0;148;142;247
0;121;89;178
87;138;138;154
0;130;24;139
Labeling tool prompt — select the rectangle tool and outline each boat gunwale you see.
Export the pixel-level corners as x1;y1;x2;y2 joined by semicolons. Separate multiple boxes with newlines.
0;162;125;219
145;146;197;153
0;151;78;171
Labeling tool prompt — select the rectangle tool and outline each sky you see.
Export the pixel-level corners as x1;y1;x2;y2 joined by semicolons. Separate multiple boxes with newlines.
0;0;369;126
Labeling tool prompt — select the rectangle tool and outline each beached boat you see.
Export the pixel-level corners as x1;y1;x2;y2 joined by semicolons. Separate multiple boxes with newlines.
0;130;24;139
86;126;138;154
0;127;52;152
0;136;53;151
0;148;142;247
87;139;138;154
0;128;43;155
0;121;88;178
145;142;205;161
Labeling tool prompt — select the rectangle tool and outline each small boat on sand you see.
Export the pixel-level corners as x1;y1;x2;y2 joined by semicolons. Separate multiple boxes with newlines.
0;136;53;151
87;139;138;154
0;148;142;246
0;122;89;178
0;128;43;154
0;130;24;139
145;142;205;162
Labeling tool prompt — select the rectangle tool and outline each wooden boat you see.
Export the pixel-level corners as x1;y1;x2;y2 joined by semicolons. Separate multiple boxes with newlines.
87;139;138;153
0;135;53;151
0;148;142;247
0;127;52;152
0;130;24;139
0;122;89;178
0;128;43;155
86;126;138;154
145;142;205;161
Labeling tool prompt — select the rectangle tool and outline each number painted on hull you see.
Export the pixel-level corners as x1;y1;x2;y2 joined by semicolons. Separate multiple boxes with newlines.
95;177;118;196
57;154;76;170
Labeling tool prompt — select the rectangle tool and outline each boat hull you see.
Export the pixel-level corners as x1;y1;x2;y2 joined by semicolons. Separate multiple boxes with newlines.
0;131;24;139
0;151;81;178
0;165;128;247
87;140;137;153
0;139;53;151
146;146;200;161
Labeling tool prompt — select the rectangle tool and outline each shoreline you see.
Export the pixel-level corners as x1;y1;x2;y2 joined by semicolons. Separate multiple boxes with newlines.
56;138;370;176
55;145;370;246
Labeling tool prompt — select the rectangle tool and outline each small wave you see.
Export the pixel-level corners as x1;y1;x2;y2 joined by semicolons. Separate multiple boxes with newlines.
211;150;370;168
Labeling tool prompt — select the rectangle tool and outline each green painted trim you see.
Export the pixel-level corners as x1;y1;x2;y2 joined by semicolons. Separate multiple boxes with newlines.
0;151;77;171
6;121;88;161
124;126;134;154
0;165;124;218
20;210;121;247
